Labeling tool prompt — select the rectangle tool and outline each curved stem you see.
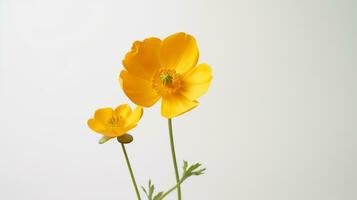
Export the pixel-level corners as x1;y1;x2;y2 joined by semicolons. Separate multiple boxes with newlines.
121;143;141;200
168;118;182;200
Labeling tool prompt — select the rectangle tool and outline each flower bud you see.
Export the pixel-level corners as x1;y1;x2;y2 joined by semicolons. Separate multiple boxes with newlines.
117;134;133;144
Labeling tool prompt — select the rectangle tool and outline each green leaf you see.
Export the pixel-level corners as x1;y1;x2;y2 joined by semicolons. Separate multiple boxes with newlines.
183;160;188;173
142;179;159;200
187;163;201;173
153;192;164;200
148;180;155;200
143;161;207;200
141;186;149;197
192;168;206;176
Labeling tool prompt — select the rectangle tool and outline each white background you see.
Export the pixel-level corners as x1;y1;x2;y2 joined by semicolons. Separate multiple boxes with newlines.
0;0;356;199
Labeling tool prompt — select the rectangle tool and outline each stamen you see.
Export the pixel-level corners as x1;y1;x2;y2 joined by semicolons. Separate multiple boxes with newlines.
152;68;182;96
107;116;126;128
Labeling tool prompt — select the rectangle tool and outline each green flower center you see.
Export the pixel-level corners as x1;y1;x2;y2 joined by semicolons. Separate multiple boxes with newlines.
152;68;182;96
160;74;173;85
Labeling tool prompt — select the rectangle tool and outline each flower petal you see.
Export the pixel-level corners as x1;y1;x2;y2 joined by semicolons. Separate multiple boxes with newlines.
181;63;212;100
112;124;138;137
161;94;199;118
88;119;111;135
114;104;132;118
160;32;199;74
94;108;113;123
120;70;160;107
123;37;162;81
126;106;143;126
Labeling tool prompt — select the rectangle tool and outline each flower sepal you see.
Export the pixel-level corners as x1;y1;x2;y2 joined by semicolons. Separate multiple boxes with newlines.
117;134;133;144
98;136;113;144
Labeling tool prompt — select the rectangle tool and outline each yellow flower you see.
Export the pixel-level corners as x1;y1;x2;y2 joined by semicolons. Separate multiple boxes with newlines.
87;104;143;143
120;32;212;118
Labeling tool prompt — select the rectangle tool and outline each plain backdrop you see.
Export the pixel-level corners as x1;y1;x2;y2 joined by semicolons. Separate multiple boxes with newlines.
0;0;356;199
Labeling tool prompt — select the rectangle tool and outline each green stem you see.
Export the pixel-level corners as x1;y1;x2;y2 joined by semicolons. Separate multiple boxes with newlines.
121;143;141;200
157;177;185;200
168;118;182;200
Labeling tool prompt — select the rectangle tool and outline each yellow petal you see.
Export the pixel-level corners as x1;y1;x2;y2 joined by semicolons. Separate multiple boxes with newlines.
94;108;113;123
161;94;199;118
120;70;160;107
181;63;212;100
126;106;143;126
112;124;138;137
88;119;111;135
114;104;132;118
160;32;199;74
122;37;162;81
119;73;124;88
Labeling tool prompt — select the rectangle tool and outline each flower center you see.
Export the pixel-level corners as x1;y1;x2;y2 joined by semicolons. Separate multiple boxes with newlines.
160;74;173;85
152;69;182;96
107;116;126;128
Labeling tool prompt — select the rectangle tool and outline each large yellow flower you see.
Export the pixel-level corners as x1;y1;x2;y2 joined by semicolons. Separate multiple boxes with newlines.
120;32;212;118
87;104;143;143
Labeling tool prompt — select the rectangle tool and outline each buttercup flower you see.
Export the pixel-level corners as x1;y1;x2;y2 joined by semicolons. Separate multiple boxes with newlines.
87;104;143;143
120;32;212;118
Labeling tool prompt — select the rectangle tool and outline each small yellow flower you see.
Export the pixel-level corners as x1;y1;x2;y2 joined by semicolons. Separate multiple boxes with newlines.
87;104;143;143
120;32;212;118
